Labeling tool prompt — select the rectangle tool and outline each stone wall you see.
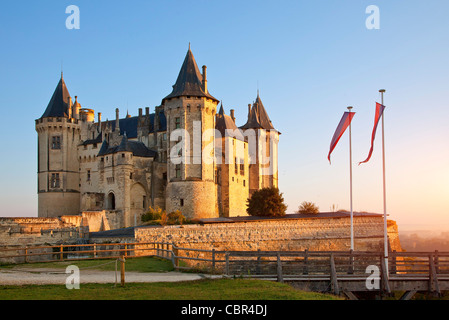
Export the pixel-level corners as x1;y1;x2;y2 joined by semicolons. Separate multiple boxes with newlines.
135;215;402;253
0;217;83;248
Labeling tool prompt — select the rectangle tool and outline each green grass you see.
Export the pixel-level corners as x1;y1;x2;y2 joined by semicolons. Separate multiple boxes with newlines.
0;279;342;300
0;256;174;273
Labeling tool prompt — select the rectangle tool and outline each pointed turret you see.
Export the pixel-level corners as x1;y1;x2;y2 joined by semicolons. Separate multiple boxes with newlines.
240;92;275;130
162;46;218;104
216;103;244;140
41;75;71;118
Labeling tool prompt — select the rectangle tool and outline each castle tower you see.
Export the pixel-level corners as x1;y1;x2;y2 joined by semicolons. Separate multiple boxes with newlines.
240;92;279;196
35;74;81;217
162;46;220;219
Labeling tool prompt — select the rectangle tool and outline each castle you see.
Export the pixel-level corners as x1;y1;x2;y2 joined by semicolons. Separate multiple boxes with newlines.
35;47;280;228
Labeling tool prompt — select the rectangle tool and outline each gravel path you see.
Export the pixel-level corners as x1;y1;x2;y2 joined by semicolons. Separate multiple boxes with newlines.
0;267;223;285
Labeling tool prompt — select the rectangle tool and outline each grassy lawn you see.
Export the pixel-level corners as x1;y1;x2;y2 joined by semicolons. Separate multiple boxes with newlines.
0;256;174;273
0;279;342;300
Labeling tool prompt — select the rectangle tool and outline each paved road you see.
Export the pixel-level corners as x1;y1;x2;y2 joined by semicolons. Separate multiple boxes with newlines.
0;267;223;285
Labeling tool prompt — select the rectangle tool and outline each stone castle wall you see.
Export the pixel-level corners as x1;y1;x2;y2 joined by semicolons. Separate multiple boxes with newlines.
135;215;402;254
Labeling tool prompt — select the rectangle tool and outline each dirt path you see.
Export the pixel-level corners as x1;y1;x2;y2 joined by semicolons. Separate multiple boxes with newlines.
0;267;223;285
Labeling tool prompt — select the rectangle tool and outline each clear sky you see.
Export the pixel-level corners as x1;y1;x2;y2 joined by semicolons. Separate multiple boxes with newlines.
0;0;448;232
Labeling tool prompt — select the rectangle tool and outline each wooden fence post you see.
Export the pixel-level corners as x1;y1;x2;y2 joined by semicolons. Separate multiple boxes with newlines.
276;252;283;283
60;244;64;261
330;254;339;295
174;246;179;268
434;250;440;274
303;249;309;275
120;255;126;287
225;252;230;275
391;250;397;275
348;249;354;274
380;254;391;295
256;249;261;275
211;249;215;272
429;254;441;296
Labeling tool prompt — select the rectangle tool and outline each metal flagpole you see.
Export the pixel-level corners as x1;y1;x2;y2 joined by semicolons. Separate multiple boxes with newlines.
347;106;354;251
379;89;388;275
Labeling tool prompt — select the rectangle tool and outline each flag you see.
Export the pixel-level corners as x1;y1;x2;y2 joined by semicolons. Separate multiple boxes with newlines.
328;111;355;164
359;102;385;165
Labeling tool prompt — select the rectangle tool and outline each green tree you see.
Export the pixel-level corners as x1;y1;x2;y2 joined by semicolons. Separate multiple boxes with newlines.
297;201;320;214
246;187;287;217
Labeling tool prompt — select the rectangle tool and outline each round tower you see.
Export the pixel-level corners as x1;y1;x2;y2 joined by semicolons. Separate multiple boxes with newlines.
35;74;81;217
162;47;220;219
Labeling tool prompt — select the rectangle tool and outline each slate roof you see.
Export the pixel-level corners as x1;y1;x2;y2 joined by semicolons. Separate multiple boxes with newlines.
82;133;102;146
41;75;71;118
215;103;245;141
97;135;157;158
98;111;167;139
162;47;219;104
240;93;275;130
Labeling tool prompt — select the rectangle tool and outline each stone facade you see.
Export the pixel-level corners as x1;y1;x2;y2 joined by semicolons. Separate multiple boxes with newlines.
35;47;279;227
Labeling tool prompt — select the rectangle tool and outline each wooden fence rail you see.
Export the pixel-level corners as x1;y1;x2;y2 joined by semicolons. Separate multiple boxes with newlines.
1;242;449;297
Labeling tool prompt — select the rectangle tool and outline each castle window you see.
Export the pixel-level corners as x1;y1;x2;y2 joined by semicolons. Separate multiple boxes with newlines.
175;117;181;129
235;157;238;175
240;160;245;176
180;199;184;207
122;153;125;158
175;164;181;178
51;173;60;188
87;170;91;181
143;196;146;209
51;136;61;149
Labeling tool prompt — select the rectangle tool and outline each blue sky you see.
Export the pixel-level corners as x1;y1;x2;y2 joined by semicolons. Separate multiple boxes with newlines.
0;1;448;231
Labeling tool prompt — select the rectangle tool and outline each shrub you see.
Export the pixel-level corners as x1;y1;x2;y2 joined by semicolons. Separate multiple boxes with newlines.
141;206;164;222
246;187;287;217
297;201;320;214
167;210;186;225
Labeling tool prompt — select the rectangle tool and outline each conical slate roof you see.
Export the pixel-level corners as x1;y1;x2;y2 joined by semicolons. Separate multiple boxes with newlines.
41;74;71;118
162;47;218;104
240;93;275;130
215;103;244;141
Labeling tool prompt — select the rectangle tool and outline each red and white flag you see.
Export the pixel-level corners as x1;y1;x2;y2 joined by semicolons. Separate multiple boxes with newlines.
359;102;385;165
328;111;355;164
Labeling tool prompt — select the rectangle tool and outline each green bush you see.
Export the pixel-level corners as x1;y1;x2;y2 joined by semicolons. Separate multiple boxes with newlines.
246;187;287;217
141;206;164;222
297;201;320;214
167;210;186;225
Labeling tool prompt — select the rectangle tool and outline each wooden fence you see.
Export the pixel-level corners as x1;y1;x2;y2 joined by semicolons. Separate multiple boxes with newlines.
1;242;448;295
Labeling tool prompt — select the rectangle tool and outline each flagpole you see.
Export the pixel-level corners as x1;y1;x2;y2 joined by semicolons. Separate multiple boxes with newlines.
379;89;388;275
347;106;354;251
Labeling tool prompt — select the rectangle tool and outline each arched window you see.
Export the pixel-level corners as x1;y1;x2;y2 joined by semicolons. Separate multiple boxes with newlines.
107;192;116;210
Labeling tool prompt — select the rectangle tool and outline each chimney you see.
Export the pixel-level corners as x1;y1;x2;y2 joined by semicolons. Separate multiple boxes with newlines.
139;108;143;118
202;65;208;94
98;112;102;132
230;109;235;123
145;107;149;116
115;108;120;132
68;97;72;118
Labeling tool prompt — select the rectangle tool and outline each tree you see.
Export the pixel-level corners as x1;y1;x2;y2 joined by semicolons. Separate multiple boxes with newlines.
297;201;319;214
246;187;287;217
